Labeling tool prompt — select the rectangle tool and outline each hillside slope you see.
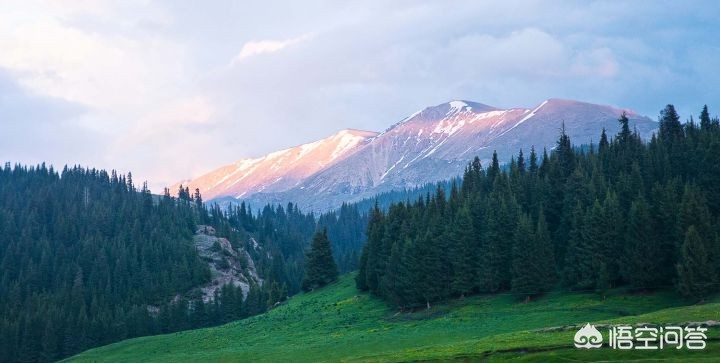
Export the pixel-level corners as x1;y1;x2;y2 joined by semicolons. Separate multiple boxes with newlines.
68;274;719;362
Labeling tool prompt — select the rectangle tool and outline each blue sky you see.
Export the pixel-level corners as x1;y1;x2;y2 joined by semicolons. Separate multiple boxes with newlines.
1;0;718;190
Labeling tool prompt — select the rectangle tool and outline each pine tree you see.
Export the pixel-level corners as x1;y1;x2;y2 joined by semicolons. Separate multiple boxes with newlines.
562;202;594;290
529;146;539;174
677;226;717;300
450;206;476;297
356;244;370;291
479;182;517;292
618;112;631;145
416;232;443;309
700;105;711;130
623;196;665;289
511;213;554;299
600;193;623;285
301;229;339;291
659;104;683;142
556;123;576;178
361;204;384;293
599;128;609;153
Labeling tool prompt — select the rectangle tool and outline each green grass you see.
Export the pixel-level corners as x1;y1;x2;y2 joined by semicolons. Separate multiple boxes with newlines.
68;274;720;362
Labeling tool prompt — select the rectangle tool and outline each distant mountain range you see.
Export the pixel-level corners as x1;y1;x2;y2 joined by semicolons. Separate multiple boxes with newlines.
174;98;658;211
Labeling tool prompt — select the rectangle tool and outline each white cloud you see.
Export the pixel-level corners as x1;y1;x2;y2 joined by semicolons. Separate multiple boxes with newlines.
0;20;186;109
1;0;718;192
230;33;313;65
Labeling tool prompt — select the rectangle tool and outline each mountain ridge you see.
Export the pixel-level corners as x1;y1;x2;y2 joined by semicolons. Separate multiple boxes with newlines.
174;98;658;211
170;128;377;200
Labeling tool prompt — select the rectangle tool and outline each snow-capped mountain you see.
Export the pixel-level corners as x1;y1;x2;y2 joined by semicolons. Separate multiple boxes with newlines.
177;99;658;211
172;129;377;200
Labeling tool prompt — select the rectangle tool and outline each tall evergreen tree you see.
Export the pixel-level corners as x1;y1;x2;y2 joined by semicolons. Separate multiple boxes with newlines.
511;212;555;299
301;229;339;291
700;105;711;130
677;226;717;300
450;206;477;297
623;196;666;289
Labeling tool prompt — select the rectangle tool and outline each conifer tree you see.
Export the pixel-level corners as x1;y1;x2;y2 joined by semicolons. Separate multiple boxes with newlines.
361;204;384;293
450;207;476;297
618;112;631;145
659;104;684;142
301;229;339;291
510;213;554;299
623;196;665;289
562;203;594;289
700;105;711;130
529;146;539;174
599;128;609;153
416;232;443;309
677;226;717;300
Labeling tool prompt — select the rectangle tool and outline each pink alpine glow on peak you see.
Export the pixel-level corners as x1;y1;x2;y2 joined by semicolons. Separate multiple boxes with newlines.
171;129;377;200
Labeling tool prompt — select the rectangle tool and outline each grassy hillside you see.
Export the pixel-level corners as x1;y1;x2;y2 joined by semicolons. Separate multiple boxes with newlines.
68;274;720;362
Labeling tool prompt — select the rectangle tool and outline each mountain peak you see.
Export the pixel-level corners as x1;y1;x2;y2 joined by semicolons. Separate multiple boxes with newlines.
448;100;470;110
394;100;498;128
443;100;497;113
334;128;379;138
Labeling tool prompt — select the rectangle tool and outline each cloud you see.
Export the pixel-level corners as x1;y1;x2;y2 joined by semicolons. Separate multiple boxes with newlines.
0;19;186;111
0;69;91;167
1;0;718;192
231;34;313;65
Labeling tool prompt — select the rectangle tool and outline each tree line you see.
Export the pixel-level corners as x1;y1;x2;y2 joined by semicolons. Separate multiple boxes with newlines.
0;163;369;362
0;166;210;362
357;105;720;308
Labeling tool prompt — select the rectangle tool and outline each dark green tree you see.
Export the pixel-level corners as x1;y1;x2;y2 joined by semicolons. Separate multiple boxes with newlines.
450;206;477;297
301;229;339;291
677;226;717;300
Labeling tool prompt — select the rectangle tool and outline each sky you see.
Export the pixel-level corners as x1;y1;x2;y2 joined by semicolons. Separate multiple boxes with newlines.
1;0;718;191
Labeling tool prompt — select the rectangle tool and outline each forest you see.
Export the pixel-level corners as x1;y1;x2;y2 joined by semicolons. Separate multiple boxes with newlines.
3;104;719;362
357;105;720;308
0;165;366;362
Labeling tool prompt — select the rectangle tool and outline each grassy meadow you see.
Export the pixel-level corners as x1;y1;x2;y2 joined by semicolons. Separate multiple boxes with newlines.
68;274;720;362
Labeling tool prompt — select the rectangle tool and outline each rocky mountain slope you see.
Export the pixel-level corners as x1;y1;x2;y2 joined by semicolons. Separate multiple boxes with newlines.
177;99;658;211
192;225;262;301
172;129;377;200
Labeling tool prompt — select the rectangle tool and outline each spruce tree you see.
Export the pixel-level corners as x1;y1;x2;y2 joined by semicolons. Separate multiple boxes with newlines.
529;146;539;174
362;204;384;293
700;105;711;130
511;213;554;299
618;112;631;145
599;128;609;153
562;202;594;290
659;104;683;142
601;192;624;285
416;232;443;309
623;196;665;289
301;229;339;291
677;226;717;300
450;206;476;297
